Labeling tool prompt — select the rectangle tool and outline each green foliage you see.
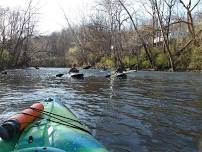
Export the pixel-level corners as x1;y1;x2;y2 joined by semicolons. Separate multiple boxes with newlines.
189;46;202;70
0;50;10;70
155;53;169;70
141;60;150;69
137;49;152;69
123;55;138;67
96;56;114;68
87;53;102;66
150;47;161;58
175;48;191;70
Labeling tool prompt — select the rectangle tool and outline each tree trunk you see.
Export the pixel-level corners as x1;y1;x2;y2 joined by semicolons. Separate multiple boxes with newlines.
154;0;175;71
119;0;155;68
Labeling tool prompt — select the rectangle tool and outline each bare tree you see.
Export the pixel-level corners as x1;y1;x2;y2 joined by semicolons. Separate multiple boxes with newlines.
0;0;39;68
151;0;176;71
118;0;155;68
0;7;8;59
11;0;38;66
173;0;202;56
179;0;201;40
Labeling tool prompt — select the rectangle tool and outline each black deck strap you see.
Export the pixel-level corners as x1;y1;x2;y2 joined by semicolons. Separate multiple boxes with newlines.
21;112;91;135
29;107;83;125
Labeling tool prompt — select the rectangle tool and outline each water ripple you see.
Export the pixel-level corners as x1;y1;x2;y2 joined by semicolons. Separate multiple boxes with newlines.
0;69;202;152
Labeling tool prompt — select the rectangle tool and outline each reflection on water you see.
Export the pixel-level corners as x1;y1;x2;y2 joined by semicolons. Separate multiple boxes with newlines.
0;68;202;152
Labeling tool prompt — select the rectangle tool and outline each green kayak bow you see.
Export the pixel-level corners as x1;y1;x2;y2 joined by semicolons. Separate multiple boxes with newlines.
0;98;108;152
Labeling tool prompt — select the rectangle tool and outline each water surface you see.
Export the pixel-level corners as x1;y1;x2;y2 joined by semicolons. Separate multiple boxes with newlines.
0;68;202;152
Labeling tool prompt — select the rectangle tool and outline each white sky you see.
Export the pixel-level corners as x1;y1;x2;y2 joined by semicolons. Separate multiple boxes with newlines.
0;0;95;34
0;0;198;35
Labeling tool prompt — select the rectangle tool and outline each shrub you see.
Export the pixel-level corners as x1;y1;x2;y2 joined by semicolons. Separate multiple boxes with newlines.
96;56;114;68
141;60;150;69
0;50;10;70
123;55;138;67
188;46;202;70
155;53;169;70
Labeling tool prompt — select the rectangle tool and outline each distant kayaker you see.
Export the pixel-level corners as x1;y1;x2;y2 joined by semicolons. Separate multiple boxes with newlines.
103;66;108;71
116;65;126;73
69;64;79;73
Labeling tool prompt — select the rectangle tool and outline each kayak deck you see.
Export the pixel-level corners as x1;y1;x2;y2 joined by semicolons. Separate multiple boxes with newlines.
70;73;84;79
116;73;127;78
0;98;108;152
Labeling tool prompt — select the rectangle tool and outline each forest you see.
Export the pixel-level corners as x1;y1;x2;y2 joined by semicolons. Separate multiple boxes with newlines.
0;0;202;71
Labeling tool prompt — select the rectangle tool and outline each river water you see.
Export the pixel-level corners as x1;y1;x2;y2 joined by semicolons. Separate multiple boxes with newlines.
0;68;202;152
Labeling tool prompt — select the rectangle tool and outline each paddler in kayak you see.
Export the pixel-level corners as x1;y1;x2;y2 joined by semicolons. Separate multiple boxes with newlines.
69;64;79;73
115;65;126;73
115;65;127;79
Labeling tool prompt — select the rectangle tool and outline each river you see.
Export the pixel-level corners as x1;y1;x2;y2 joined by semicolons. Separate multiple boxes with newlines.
0;68;202;152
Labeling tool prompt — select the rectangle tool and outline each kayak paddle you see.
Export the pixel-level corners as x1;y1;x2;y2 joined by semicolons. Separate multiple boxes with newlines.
56;73;64;77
